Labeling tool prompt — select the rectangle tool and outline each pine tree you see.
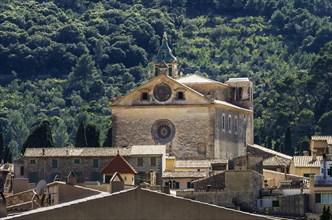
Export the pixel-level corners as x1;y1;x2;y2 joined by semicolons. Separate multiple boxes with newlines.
22;121;55;153
103;127;112;147
86;124;100;147
75;121;87;147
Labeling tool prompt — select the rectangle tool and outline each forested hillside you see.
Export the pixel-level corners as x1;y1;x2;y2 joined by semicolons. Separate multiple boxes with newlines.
0;0;331;160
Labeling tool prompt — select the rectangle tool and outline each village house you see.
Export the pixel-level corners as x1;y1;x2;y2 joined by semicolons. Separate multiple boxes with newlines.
20;145;165;185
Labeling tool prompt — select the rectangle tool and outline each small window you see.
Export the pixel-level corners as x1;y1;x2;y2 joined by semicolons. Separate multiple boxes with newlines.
315;193;321;203
51;159;58;168
168;67;172;76
93;159;99;168
222;114;225;131
176;91;185;100
74;159;80;164
20;166;24;176
137;158;143;166
228;115;232;132
234;117;238;132
151;158;156;166
141;92;149;101
29;159;36;164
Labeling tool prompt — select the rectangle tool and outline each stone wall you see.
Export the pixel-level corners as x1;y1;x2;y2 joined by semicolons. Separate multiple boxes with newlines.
233;155;263;174
178;170;263;212
214;108;247;160
6;190;34;207
193;172;225;191
113;107;215;159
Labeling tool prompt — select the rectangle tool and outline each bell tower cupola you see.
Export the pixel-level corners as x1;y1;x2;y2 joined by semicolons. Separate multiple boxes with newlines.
152;32;178;78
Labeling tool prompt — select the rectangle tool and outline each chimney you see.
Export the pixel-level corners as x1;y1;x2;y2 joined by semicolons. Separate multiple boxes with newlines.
303;151;309;156
312;149;317;161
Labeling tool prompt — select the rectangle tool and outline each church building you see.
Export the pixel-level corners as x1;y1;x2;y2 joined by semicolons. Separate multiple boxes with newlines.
110;32;253;161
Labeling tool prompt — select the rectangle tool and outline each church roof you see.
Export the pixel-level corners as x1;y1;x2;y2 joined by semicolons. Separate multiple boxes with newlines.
100;154;138;175
247;144;293;160
177;74;227;87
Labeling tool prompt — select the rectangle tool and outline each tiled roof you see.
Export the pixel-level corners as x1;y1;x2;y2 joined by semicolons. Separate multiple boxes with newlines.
312;136;332;144
214;100;252;113
292;156;322;167
263;156;291;167
130;145;165;156
162;171;207;178
176;74;227;86
226;78;250;82
175;159;227;169
247;144;293;160
24;147;131;157
100;154;137;174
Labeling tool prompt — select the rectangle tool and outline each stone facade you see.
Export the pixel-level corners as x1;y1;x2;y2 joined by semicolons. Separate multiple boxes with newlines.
22;147;164;184
111;35;254;161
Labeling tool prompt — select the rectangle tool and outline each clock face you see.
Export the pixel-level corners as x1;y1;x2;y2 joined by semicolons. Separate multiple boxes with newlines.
153;83;172;102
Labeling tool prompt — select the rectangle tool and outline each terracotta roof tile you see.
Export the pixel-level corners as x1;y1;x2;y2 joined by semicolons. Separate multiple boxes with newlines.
162;171;207;178
263;156;291;167
24;147;131;157
293;156;322;167
312;136;332;144
100;154;137;174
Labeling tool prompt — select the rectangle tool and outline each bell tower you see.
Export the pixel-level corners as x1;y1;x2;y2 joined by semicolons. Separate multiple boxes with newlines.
151;32;179;78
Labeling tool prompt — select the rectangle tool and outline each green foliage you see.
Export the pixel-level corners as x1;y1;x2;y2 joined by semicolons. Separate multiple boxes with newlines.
22;120;55;153
321;206;332;220
86;123;100;147
0;0;331;156
75;121;87;147
103;127;112;147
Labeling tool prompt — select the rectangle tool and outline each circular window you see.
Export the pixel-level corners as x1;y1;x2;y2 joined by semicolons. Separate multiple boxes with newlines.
153;83;172;102
151;119;175;144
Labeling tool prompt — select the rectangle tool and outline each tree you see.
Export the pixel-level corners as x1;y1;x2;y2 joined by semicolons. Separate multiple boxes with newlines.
283;126;293;155
22;121;55;153
75;121;87;147
86;124;100;147
321;206;331;220
0;132;3;161
317;111;332;135
103;127;112;147
53;119;70;147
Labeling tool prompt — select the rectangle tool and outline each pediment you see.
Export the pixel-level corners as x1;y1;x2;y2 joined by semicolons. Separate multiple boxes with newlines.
111;75;212;107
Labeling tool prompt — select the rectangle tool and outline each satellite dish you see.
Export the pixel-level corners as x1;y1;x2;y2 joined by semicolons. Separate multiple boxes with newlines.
35;180;47;197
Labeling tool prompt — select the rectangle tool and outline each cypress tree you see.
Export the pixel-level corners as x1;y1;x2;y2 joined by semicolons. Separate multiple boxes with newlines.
22;120;55;153
86;124;100;147
103;127;112;147
0;132;3;161
75;121;87;147
283;126;293;155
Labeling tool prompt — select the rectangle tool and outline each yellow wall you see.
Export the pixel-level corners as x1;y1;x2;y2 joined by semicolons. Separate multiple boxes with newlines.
165;157;175;171
289;163;320;177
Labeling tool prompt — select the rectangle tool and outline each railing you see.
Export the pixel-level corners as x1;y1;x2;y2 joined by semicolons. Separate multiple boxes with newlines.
314;176;332;186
